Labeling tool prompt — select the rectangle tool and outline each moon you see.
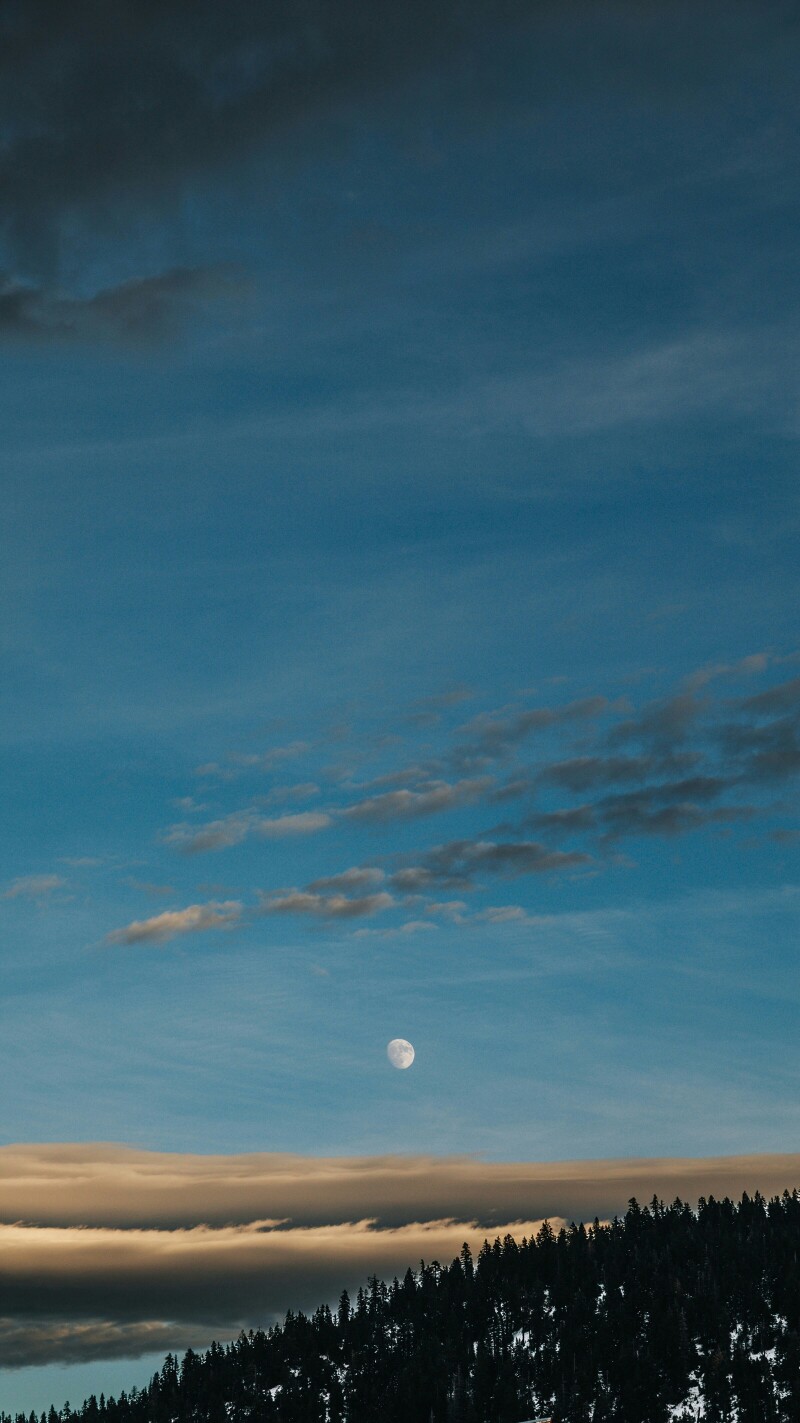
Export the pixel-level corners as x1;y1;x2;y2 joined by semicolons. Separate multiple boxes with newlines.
387;1037;415;1070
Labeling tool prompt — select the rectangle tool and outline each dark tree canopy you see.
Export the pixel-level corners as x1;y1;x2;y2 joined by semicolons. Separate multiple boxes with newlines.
9;1190;800;1423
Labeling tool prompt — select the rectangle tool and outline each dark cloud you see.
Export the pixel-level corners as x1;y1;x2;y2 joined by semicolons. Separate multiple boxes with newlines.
0;265;238;344
391;837;588;890
608;692;705;751
455;696;612;766
685;652;769;690
0;0;531;279
537;754;686;793
521;777;746;844
598;797;753;841
0;1318;210;1370
351;763;447;794
720;714;800;783
523;805;597;836
737;676;800;715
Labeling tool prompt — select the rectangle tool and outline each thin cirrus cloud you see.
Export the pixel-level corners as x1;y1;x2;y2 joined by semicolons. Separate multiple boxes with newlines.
1;1145;800;1367
1;874;66;900
106;902;242;946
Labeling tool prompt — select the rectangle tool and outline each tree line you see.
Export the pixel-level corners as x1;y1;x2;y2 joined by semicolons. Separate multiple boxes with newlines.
8;1189;800;1423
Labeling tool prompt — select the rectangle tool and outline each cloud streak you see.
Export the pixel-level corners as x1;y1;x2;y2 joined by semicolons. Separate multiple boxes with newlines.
164;811;331;854
344;778;491;824
2;874;66;900
455;696;613;765
106;902;241;946
391;837;589;890
0;266;238;345
263;890;394;921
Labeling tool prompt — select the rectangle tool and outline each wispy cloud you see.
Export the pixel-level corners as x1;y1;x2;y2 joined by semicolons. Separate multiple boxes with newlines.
164;811;331;854
455;696;613;765
594;783;753;840
140;669;800;933
2;874;66;900
308;867;386;894
0;1216;553;1364
0;267;239;346
737;675;800;715
106;902;242;946
263;782;321;805
608;692;705;751
230;741;311;771
537;754;686;793
344;777;491;823
719;715;800;783
263;890;394;920
684;652;770;691
391;838;589;890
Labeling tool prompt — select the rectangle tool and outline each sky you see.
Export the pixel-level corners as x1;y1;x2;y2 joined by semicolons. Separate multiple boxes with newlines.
1;0;800;1412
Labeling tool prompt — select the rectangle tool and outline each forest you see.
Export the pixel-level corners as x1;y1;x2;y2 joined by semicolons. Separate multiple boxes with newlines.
8;1190;800;1423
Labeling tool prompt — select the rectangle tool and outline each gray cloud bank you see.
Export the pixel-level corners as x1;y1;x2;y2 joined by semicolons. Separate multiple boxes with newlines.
1;1145;800;1366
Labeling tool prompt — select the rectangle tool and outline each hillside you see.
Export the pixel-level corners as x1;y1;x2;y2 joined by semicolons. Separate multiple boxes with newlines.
8;1191;800;1423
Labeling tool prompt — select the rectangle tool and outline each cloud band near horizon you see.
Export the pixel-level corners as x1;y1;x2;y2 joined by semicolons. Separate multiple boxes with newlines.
2;1145;800;1368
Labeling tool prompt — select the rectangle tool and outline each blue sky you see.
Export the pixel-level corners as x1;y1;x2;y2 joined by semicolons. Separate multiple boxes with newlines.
1;0;799;1411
